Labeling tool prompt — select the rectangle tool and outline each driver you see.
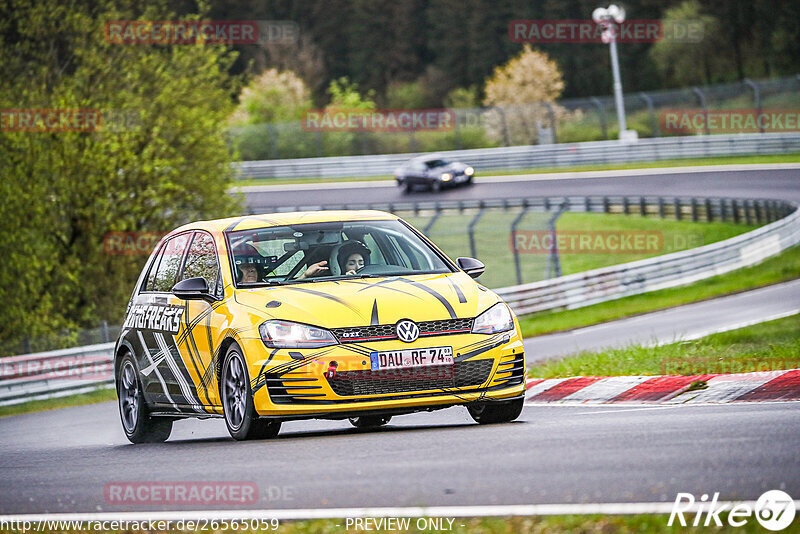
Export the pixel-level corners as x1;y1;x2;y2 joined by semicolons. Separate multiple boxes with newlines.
338;241;370;275
232;242;267;284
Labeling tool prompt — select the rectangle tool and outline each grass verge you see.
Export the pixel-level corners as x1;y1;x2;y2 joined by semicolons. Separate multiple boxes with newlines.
527;314;800;378
233;152;800;187
0;387;116;418
518;244;800;338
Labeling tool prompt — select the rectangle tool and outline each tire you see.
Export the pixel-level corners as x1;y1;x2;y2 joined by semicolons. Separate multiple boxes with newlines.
467;398;524;425
403;182;413;194
221;344;281;441
349;415;392;429
117;353;172;444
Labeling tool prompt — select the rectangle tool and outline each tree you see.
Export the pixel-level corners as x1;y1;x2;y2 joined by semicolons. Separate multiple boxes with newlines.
482;45;565;144
649;1;728;86
0;0;240;349
228;68;312;125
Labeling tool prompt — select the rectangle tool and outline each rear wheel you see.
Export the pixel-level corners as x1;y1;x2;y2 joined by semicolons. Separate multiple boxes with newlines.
349;415;392;429
467;398;523;424
222;345;281;441
117;353;172;443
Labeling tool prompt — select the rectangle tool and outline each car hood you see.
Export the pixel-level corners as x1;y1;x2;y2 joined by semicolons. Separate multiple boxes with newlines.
234;272;498;327
438;162;468;173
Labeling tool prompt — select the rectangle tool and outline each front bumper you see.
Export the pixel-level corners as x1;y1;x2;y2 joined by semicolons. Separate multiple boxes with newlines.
244;331;526;418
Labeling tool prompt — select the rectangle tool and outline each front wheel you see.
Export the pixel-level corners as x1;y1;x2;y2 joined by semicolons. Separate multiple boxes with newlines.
349;415;392;429
117;353;172;443
221;345;281;441
467;398;524;424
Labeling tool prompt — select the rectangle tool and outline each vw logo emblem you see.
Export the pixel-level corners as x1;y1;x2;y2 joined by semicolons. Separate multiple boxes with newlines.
396;320;419;343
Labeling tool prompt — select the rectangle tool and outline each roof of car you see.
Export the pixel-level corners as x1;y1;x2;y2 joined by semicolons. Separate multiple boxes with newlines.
171;210;399;235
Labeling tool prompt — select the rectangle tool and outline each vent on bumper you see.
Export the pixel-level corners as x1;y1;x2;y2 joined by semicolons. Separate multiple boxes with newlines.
331;318;474;343
326;359;493;396
491;352;526;388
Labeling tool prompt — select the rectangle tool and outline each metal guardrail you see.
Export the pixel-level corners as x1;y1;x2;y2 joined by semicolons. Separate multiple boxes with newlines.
236;132;800;179
2;196;798;407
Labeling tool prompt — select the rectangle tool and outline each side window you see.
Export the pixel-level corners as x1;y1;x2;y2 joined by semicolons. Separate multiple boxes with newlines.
144;244;165;292
362;234;387;265
152;233;192;292
181;232;219;288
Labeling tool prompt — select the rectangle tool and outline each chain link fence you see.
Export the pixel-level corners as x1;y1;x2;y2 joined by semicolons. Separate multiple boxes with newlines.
232;75;800;160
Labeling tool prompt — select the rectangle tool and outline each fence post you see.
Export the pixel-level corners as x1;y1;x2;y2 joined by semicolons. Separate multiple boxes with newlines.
101;321;110;343
691;198;698;222
510;209;529;285
639;92;660;137
543;101;558;144
545;202;568;279
674;198;682;221
590;97;608;140
267;124;278;159
639;196;646;217
743;78;763;134
468;206;485;259
692;87;710;135
658;197;665;218
705;198;713;222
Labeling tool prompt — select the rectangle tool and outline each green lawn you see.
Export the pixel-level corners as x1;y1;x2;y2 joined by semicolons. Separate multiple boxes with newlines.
518;244;800;338
528;314;800;379
402;211;754;289
0;387;116;418
233;152;800;187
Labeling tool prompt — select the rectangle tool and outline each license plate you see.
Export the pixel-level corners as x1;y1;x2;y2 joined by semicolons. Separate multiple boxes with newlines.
370;346;453;371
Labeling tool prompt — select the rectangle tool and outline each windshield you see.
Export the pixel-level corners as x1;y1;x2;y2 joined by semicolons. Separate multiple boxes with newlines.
425;159;452;168
226;219;453;286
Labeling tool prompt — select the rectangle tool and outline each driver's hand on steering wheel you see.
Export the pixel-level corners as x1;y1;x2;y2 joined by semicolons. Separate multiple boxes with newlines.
299;260;329;279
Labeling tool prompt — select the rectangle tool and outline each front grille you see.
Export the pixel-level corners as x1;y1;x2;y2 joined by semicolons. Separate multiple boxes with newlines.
332;318;474;343
327;359;493;396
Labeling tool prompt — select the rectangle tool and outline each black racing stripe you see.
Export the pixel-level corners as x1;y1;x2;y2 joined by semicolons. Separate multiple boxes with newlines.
278;285;366;320
370;299;379;325
446;276;467;303
397;278;457;319
457;335;507;361
158;332;203;407
182;325;213;407
355;279;423;299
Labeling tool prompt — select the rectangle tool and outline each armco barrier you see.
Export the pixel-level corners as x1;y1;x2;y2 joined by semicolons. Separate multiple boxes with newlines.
235;132;800;179
1;196;798;407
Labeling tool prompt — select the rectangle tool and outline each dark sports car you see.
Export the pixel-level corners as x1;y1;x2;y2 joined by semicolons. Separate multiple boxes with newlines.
394;154;475;193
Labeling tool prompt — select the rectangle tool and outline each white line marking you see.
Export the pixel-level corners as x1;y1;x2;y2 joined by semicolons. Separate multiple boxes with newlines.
573;406;681;415
4;500;800;521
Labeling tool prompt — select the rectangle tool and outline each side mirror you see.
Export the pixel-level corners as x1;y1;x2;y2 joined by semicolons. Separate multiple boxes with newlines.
457;257;485;279
172;277;214;302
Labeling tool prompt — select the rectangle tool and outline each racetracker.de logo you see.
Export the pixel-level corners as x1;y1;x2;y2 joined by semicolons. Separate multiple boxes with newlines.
1;109;102;132
509;19;703;43
302;109;455;132
103;20;298;45
104;232;167;255
104;482;258;505
660;109;800;134
511;230;664;254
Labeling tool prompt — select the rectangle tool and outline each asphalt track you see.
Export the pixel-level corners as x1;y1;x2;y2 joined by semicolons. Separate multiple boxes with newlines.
2;164;799;517
240;164;800;211
1;401;799;514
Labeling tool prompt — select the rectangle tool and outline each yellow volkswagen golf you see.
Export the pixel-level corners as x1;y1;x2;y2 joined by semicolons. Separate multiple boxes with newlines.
115;210;526;442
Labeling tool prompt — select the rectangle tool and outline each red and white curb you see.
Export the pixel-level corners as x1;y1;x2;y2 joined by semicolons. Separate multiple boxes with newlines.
524;369;800;404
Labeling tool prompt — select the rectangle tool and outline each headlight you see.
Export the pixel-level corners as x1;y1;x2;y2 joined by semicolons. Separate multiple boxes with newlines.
464;166;474;176
441;173;452;181
471;303;514;334
259;320;338;348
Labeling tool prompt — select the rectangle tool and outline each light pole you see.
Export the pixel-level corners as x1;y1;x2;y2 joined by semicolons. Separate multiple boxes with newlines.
593;4;637;143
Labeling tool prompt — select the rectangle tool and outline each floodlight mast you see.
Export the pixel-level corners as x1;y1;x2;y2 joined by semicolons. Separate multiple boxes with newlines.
593;5;635;142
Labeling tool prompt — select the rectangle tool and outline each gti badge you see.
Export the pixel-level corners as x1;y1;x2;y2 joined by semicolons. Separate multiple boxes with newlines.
396;319;419;343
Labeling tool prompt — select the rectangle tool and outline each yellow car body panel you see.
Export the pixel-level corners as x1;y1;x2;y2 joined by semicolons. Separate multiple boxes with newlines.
115;210;526;424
